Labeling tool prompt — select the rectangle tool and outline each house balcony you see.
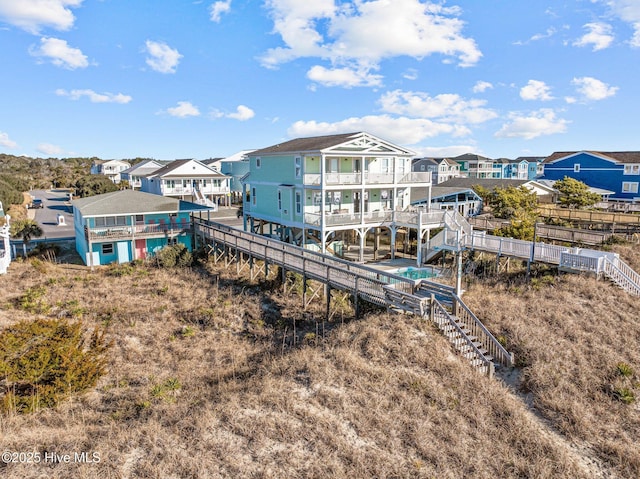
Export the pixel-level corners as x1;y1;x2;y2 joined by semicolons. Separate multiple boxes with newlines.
304;210;391;227
160;185;230;196
302;171;431;186
303;208;445;229
85;223;192;242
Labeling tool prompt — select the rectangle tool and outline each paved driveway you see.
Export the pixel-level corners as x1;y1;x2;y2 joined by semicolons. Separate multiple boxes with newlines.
27;189;75;240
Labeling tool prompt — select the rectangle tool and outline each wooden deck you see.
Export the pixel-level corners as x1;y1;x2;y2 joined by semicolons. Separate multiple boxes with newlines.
195;219;514;376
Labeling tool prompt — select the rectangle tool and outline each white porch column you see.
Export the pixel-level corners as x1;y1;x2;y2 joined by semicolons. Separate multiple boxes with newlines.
390;226;397;260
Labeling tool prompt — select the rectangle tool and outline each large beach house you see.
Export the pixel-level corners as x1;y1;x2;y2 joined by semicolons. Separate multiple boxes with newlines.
241;132;434;259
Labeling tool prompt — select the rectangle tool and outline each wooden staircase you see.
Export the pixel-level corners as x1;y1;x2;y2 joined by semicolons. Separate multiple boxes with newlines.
384;280;514;377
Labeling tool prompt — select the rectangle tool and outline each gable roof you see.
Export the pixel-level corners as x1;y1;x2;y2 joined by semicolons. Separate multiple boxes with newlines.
250;132;415;157
543;151;640;164
413;157;459;167
72;190;213;216
147;159;227;178
410;186;481;204
453;153;494;162
121;159;162;175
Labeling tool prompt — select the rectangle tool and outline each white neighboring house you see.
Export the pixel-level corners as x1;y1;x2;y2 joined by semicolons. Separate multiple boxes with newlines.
0;214;11;275
140;158;231;208
412;157;462;184
120;160;163;189
91;160;132;184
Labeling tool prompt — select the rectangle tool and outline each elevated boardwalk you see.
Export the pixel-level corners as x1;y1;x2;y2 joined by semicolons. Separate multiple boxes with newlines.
195;219;514;377
429;212;640;296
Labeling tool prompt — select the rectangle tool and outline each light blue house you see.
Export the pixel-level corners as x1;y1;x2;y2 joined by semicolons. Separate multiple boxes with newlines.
219;150;254;204
542;151;640;201
72;190;213;266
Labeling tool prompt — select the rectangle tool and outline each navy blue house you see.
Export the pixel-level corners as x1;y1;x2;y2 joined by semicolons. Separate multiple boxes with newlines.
542;151;640;201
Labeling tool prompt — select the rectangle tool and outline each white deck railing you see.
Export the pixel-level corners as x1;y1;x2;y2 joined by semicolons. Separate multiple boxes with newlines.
302;171;432;186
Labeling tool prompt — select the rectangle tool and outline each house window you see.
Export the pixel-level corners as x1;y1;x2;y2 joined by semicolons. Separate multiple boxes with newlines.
325;191;341;207
252;187;256;205
326;158;339;173
624;164;640;175
381;189;393;210
102;243;114;255
420;165;425;171
277;190;282;211
295;156;302;179
295;192;302;214
256;157;261;168
95;216;126;227
380;158;390;174
574;164;580;172
622;182;639;193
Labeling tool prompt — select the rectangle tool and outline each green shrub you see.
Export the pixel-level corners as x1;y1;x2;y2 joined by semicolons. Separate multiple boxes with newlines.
0;318;111;414
617;362;634;378
17;286;50;314
154;243;193;268
612;387;636;405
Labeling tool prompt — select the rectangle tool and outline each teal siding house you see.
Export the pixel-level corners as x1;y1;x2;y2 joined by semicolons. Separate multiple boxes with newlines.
72;190;213;266
243;131;433;258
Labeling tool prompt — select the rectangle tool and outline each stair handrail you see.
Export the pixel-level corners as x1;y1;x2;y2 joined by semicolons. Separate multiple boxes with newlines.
451;294;515;367
603;257;640;296
431;299;494;376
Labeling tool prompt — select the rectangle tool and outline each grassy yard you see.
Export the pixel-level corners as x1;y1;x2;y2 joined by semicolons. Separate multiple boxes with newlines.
0;246;638;478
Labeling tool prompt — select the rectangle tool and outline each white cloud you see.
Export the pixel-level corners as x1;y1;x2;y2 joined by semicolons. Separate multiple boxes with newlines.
520;80;554;101
472;81;493;93
37;142;63;156
495;109;569;140
227;105;255;121
403;68;418;80
0;0;82;34
571;76;618;100
0;131;18;149
260;0;481;87
288;114;471;146
29;37;88;69
211;105;255;121
573;22;614;51
210;0;231;22
601;0;640;47
378;89;497;125
56;88;132;103
307;65;383;88
145;40;182;74
165;101;200;118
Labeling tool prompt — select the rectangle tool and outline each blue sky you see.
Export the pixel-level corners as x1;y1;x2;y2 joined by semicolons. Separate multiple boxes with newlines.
0;0;638;161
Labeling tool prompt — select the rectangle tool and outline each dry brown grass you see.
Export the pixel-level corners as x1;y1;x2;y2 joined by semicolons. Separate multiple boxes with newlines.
464;243;640;478
0;250;637;478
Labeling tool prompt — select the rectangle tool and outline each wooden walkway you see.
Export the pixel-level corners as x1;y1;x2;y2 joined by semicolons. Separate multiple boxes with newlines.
195;219;514;377
429;220;640;296
538;205;640;225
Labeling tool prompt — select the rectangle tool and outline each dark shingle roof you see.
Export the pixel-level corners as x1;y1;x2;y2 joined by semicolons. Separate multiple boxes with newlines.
147;159;226;178
410;186;480;203
250;132;360;156
72;190;212;216
438;178;529;189
453;153;495;162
